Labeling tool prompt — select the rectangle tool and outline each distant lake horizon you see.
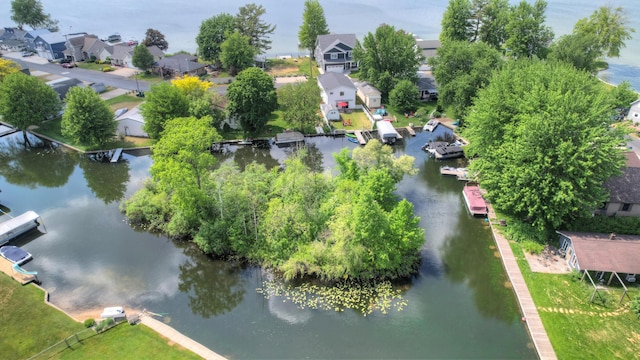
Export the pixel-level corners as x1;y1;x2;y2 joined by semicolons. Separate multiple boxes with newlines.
2;0;638;89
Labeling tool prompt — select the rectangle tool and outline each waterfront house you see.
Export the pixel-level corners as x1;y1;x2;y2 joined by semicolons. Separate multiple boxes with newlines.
595;152;640;217
627;99;640;125
417;74;438;100
115;105;148;138
0;27;27;51
34;32;71;60
24;29;50;52
317;72;356;110
82;35;113;62
315;34;358;73
153;53;205;77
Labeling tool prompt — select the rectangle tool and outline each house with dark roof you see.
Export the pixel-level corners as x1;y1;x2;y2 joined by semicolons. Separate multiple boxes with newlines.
47;78;83;100
0;27;27;51
595;152;640;217
417;75;438;100
34;32;68;60
153;53;205;77
315;34;358;73
415;39;440;68
24;29;50;52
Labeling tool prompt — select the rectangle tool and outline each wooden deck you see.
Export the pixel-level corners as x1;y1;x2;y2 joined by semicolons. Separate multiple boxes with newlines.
140;315;226;360
487;203;557;360
404;126;416;136
354;130;367;145
110;148;123;163
0;256;37;285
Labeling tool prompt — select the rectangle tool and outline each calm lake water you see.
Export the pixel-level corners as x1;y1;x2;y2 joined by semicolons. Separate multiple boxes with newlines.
1;0;639;90
0;129;536;359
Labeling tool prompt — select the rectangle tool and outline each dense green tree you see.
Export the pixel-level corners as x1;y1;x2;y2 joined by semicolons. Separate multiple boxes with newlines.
235;3;276;54
142;28;169;51
608;81;639;110
226;67;277;135
61;87;116;146
0;58;21;81
140;82;190;139
196;13;236;64
389;80;418;113
10;0;57;30
574;5;635;58
131;45;155;72
429;40;503;118
477;0;510;50
353;24;424;97
151;116;222;236
0;72;61;145
220;31;256;76
440;0;473;43
505;0;554;59
463;60;626;238
277;80;322;133
298;0;330;59
547;33;600;73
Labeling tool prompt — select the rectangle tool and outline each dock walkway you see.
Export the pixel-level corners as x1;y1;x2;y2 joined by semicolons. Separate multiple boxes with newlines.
487;203;557;360
140;315;226;360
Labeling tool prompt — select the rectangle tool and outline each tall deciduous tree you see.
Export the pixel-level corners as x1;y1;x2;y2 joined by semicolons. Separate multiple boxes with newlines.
171;75;211;98
298;0;329;59
0;58;22;82
10;0;57;30
226;67;277;135
505;0;554;59
196;13;236;64
429;40;503;118
573;5;635;58
463;60;626;239
278;79;321;133
131;45;155;72
440;0;473;43
477;0;510;50
608;81;639;110
61;87;116;146
353;24;424;97
235;3;276;54
0;72;61;145
547;33;600;73
141;82;190;139
142;28;169;51
220;31;256;76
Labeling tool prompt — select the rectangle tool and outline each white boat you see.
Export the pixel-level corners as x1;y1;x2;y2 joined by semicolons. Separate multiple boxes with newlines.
101;307;127;321
423;119;440;132
0;211;43;246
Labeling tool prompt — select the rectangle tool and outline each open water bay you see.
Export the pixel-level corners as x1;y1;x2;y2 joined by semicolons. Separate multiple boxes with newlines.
0;130;536;358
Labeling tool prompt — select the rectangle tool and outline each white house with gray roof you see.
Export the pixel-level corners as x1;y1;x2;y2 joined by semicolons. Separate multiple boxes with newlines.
315;34;358;73
317;72;357;108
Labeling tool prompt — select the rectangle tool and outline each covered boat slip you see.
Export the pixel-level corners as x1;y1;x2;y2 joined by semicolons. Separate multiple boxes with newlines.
0;211;44;246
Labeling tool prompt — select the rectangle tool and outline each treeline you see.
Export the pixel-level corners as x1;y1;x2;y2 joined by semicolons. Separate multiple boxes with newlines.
122;129;424;281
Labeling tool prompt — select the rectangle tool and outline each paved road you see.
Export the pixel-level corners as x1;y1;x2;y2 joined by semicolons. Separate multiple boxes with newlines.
7;56;229;95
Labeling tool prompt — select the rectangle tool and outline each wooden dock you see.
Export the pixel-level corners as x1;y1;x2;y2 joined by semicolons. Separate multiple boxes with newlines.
487;203;557;360
354;130;367;145
110;148;123;163
0;256;37;285
404;126;415;136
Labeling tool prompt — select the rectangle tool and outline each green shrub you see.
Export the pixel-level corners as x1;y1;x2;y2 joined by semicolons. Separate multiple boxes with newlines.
520;240;544;254
95;318;115;333
102;67;114;72
565;215;640;236
84;318;96;328
631;297;640;319
432;111;442;118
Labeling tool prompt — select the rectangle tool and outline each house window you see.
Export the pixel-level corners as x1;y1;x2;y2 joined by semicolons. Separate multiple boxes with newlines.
347;51;352;58
330;53;338;60
621;203;632;212
340;91;344;96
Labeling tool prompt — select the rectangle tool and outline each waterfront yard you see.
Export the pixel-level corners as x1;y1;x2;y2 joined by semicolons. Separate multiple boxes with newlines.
0;275;199;359
330;109;372;130
510;240;640;359
266;57;319;78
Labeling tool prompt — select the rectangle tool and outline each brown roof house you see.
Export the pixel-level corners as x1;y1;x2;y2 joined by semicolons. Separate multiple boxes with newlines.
595;152;640;217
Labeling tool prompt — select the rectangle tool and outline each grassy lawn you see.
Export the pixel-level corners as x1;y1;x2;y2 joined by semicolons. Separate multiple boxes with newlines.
104;94;145;112
0;275;199;359
384;101;438;128
0;275;84;359
329;110;372;130
137;72;165;84
52;322;201;360
266;58;319;78
76;62;113;72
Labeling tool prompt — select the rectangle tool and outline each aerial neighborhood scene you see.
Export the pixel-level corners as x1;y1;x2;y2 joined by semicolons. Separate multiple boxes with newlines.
1;0;640;358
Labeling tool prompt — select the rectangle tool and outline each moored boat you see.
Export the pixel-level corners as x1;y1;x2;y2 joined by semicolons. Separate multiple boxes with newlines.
462;184;487;217
423;119;440;132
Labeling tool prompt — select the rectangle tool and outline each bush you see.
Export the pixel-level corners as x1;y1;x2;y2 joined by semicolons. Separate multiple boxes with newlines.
631;296;640;319
520;240;545;255
565;215;640;236
83;318;96;328
102;67;114;72
432;111;442;118
95;318;115;333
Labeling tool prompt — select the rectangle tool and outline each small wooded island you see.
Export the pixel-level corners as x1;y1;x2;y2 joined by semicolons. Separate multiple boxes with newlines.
122;117;424;281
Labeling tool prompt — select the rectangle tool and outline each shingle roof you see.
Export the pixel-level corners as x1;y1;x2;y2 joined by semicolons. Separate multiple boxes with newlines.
317;72;355;91
604;167;640;204
36;32;67;45
111;44;133;60
316;34;356;54
155;54;204;72
557;231;640;273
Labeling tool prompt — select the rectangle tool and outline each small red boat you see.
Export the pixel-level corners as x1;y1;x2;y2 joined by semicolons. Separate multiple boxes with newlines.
462;184;487;217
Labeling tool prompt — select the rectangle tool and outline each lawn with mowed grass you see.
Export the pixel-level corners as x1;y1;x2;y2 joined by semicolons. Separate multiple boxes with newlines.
0;275;200;359
329;110;372;131
510;239;640;359
104;94;145;112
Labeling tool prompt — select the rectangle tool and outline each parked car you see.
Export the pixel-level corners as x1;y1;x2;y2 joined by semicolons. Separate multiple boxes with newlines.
61;62;77;68
59;58;72;64
21;51;34;57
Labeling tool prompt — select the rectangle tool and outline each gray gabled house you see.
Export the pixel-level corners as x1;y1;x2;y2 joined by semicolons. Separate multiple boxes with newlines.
315;34;358;73
34;32;68;60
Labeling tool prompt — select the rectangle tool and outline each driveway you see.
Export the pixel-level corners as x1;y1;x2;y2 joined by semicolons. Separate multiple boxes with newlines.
3;51;50;64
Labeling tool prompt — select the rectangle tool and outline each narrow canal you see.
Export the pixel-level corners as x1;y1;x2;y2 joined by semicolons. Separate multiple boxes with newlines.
0;128;536;359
